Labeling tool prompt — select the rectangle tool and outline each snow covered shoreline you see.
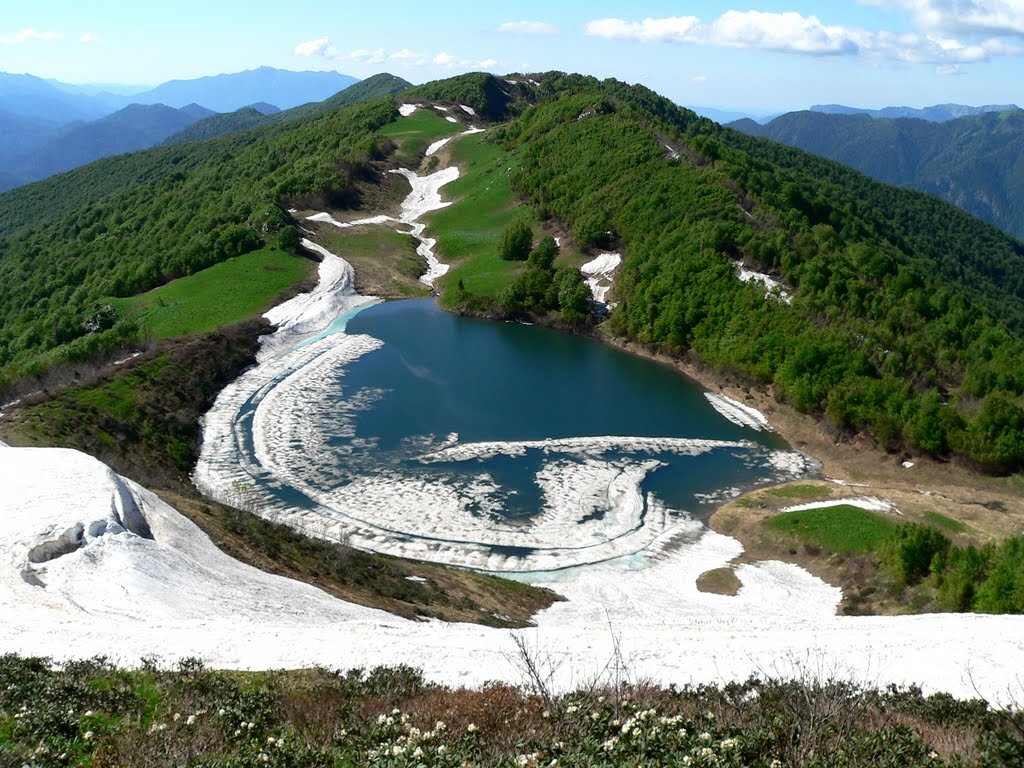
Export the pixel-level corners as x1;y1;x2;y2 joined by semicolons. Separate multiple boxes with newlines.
3;112;1022;706
4;441;1024;705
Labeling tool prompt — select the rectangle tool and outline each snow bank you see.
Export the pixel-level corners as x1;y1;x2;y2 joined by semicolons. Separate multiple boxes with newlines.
735;262;793;304
704;393;774;432
259;239;377;361
781;497;899;514
4;445;1024;704
399;103;418;117
389;166;460;287
459;104;476;116
1;446;381;625
580;252;621;306
425;137;452;157
445;115;458;123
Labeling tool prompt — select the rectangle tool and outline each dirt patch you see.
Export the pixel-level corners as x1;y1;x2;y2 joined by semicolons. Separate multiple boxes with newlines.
696;567;741;596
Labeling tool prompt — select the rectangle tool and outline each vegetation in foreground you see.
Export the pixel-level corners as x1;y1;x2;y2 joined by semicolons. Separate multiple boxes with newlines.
1;654;1021;767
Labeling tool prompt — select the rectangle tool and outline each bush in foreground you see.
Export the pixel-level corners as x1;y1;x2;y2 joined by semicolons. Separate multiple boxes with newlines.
1;654;1022;767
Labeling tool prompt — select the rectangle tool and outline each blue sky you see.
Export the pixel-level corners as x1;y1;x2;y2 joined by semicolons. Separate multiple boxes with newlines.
2;1;1024;112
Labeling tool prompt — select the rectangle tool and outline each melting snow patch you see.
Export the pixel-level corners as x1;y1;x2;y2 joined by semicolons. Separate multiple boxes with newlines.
705;393;773;432
445;115;458;123
781;497;899;515
734;262;792;304
433;105;449;112
902;460;915;469
664;143;680;160
580;252;621;306
398;103;418;117
459;104;476;116
425;137;452;157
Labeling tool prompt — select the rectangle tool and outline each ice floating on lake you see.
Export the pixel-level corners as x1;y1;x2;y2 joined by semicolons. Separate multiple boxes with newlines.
704;393;773;432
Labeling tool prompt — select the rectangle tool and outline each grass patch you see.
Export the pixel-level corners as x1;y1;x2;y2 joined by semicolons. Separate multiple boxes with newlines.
766;505;899;554
428;134;536;298
317;225;430;298
378;108;459;166
923;510;969;533
759;483;832;501
112;247;311;340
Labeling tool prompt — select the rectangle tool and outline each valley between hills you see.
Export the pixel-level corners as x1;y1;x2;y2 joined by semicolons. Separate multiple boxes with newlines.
1;69;1023;766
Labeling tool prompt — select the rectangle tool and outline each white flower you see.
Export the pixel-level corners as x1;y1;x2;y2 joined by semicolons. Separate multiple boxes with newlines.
83;731;94;741
467;723;478;732
83;710;94;717
186;715;196;726
542;710;550;719
566;705;578;714
173;713;181;722
218;708;226;716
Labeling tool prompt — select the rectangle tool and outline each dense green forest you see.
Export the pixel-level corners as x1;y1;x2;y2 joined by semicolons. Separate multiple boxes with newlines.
732;109;1024;240
479;73;1024;471
4;70;1024;472
0;95;401;384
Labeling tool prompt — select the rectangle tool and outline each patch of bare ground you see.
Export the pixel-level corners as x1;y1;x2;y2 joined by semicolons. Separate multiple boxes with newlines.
696;567;742;596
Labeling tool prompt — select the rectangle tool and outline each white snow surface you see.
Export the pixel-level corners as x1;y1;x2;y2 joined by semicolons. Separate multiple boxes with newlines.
781;497;899;514
580;252;621;306
459;104;476;116
704;393;774;432
425;137;452;157
3;443;1024;704
735;261;793;304
398;103;418;117
445;115;459;123
259;239;377;361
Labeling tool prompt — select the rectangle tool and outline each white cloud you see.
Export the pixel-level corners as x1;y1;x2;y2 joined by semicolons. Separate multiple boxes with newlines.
79;32;95;44
936;62;963;72
585;8;1022;68
692;74;709;82
876;0;1024;37
0;28;63;45
295;36;330;57
495;20;559;36
295;41;497;71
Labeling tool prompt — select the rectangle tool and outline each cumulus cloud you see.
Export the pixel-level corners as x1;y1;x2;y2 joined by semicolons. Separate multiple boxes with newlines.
0;28;63;45
295;36;331;57
585;8;1022;68
495;20;559;36
872;0;1024;37
293;38;497;71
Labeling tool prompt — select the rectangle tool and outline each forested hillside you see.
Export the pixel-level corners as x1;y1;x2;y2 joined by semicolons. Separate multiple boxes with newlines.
732;109;1024;240
4;71;1024;472
482;74;1024;471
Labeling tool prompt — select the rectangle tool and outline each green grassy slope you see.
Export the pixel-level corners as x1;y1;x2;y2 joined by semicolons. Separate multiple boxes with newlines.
111;246;313;340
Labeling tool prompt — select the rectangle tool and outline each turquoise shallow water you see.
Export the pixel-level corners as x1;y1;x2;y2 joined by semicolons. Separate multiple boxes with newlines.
213;296;817;569
329;298;798;519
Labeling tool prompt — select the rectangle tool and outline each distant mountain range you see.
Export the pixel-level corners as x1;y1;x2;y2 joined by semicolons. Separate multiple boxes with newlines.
810;103;1019;122
0;67;373;192
128;67;358;112
0;103;216;190
730;108;1024;240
